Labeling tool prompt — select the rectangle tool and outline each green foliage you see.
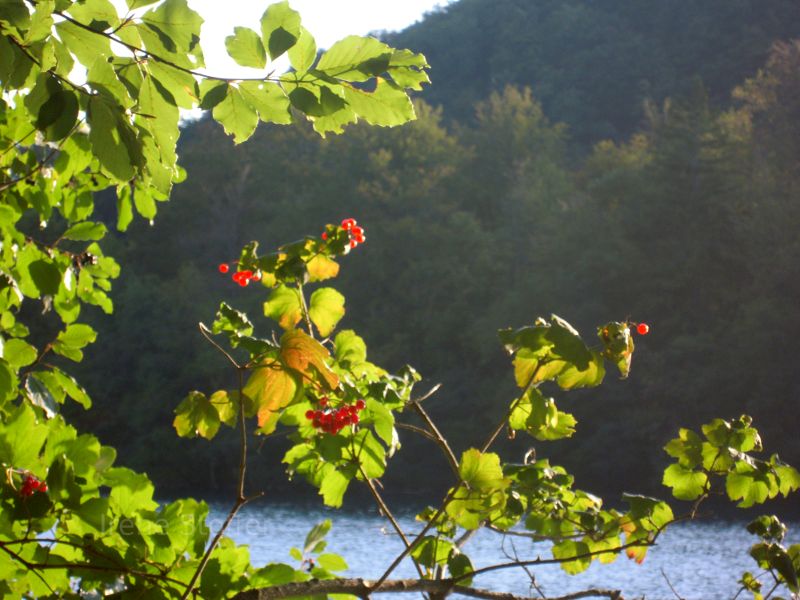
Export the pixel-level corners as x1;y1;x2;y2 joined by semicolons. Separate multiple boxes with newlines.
0;0;429;596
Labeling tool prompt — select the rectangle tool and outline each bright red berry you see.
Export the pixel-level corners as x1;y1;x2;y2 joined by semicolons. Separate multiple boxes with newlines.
341;218;357;230
351;414;359;425
636;323;650;335
355;399;366;411
218;263;230;273
305;410;315;420
349;240;358;249
321;232;328;240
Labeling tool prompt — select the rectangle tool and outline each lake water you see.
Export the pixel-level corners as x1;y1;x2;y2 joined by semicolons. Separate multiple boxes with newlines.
209;502;798;600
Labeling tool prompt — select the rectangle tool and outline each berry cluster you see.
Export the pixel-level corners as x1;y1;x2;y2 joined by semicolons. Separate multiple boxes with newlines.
322;218;366;249
19;473;47;497
342;218;366;249
218;263;261;287
305;397;366;434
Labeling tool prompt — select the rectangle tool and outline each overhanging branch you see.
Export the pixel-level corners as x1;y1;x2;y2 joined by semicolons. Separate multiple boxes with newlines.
232;578;623;600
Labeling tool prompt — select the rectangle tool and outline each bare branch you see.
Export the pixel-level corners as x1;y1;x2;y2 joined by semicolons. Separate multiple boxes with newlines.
232;578;623;600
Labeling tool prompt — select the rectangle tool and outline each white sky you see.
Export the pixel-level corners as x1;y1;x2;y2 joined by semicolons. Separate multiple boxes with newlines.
188;0;452;77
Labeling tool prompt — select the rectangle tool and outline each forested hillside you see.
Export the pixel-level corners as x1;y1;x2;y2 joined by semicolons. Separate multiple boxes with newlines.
386;0;800;146
73;1;800;501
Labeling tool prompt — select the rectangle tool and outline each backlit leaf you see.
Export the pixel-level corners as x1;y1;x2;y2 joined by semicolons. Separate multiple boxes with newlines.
225;26;267;69
309;287;345;337
263;284;303;330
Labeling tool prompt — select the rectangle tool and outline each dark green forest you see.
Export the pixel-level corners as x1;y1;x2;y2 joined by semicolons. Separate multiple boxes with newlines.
73;0;800;502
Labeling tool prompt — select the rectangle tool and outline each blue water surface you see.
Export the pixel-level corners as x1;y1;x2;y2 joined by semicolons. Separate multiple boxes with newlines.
210;502;798;600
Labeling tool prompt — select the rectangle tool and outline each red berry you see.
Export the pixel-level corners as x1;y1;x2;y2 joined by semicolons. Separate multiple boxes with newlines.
321;232;328;240
636;323;650;335
353;233;365;244
250;272;261;282
319;397;328;407
218;263;230;273
341;218;357;230
238;277;249;287
349;240;358;249
305;410;315;420
355;399;366;410
351;414;359;425
351;226;363;237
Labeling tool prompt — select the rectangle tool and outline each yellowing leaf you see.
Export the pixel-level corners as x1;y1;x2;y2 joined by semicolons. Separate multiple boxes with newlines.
243;358;302;432
306;254;339;282
280;329;339;391
264;284;303;330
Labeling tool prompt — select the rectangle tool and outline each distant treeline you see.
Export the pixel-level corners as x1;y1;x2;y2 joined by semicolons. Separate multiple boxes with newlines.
71;1;800;504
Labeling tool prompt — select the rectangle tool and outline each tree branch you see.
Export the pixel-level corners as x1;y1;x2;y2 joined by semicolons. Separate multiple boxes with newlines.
232;578;623;600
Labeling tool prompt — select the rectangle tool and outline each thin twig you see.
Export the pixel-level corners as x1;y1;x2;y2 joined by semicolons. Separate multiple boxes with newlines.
359;467;427;582
198;322;242;369
481;366;540;453
409;399;460;479
372;487;458;590
180;366;260;599
660;568;685;600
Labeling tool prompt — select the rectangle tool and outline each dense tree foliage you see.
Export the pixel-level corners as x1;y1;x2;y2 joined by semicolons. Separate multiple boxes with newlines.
386;0;800;147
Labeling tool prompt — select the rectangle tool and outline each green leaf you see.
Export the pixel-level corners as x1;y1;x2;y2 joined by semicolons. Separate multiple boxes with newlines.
316;553;347;571
459;449;508;492
264;284;303;330
238;81;292;124
448;552;474;585
288;26;316;73
317;36;392;82
556;349;605;389
53;324;96;361
212;302;254;342
56;323;97;348
662;463;708;501
303;519;331;552
411;536;453;569
343;78;414;127
333;330;367;365
347;429;386;478
87;96;141;181
141;0;204;55
3;338;37;369
174;391;221;440
775;464;800;497
664;428;704;469
25;375;58;417
212;85;259;144
104;466;158;514
552;540;591;574
0;404;49;469
225;26;267;69
260;1;301;60
63;221;107;241
309;287;345;337
319;465;351;508
55;20;112;64
726;463;772;508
